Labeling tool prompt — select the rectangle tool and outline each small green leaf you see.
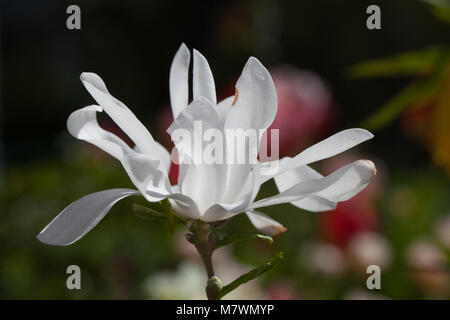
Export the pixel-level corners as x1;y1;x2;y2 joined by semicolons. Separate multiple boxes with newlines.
347;47;446;79
218;252;284;299
213;232;274;250
362;73;443;130
160;198;175;232
159;198;187;227
133;203;167;221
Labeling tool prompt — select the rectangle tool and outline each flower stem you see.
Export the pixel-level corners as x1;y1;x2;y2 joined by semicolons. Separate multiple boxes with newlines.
196;240;215;278
188;221;221;300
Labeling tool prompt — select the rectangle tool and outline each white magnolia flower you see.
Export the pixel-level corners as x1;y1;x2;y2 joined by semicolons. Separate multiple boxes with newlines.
37;43;376;246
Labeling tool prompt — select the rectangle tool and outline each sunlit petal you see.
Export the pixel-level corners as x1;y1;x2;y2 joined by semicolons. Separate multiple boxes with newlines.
246;210;287;237
251;160;376;209
193;49;217;105
67;105;134;160
169;43;190;119
36;189;140;246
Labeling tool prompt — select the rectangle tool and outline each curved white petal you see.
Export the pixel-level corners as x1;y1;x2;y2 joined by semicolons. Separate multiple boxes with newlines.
224;57;277;133
121;152;200;219
36;189;140;246
193;49;217;105
167;98;226;214
216;96;234;120
167;97;222;161
246;210;287;237
291;195;337;212
80;72;160;158
121;153;171;201
133;141;170;174
67;105;134;160
202;164;261;222
274;159;336;212
170;43;190;118
261;128;374;183
154;142;171;173
251;160;376;210
222;57;277;202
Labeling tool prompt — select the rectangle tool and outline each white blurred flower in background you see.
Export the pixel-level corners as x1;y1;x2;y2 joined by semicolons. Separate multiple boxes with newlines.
348;232;392;270
144;244;264;300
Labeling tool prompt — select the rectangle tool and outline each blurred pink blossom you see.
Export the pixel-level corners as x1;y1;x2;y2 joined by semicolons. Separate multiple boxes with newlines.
266;66;336;157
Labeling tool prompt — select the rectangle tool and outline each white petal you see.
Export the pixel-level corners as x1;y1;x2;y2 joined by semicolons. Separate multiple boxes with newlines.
170;43;190;118
261;129;373;182
80;72;160;158
121;152;200;219
222;57;277;201
224;57;277;134
121;153;171;201
36;189;140;246
154;141;171;173
167;98;226;214
251;160;376;209
202;164;261;222
193;49;217;105
168;194;201;220
216;96;234;120
291;196;337;212
178;163;223;214
132;141;170;174
167;97;222;161
67;105;134;160
274;159;336;212
246;210;287;237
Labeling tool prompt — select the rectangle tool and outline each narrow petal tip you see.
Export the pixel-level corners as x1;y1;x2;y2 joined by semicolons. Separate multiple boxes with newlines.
361;159;377;176
176;43;190;58
245;57;268;79
179;42;189;51
357;128;375;139
80;72;108;93
274;225;288;236
247;211;287;237
36;231;69;246
259;224;287;238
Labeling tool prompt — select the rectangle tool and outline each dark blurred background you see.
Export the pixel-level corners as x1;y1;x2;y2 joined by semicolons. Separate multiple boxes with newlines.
1;0;450;299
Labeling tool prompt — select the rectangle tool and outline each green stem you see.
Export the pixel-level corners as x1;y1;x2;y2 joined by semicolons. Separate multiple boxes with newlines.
189;221;221;300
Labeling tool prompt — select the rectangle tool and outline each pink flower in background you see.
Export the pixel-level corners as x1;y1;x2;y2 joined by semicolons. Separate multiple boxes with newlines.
264;66;336;158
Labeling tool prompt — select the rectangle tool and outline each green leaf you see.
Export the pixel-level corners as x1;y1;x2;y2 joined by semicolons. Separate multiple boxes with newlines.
218;252;284;299
362;73;443;130
160;198;175;232
213;231;274;250
132;203;167;221
347;47;446;79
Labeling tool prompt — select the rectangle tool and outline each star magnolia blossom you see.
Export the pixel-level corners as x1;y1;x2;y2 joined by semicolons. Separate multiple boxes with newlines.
37;44;376;246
